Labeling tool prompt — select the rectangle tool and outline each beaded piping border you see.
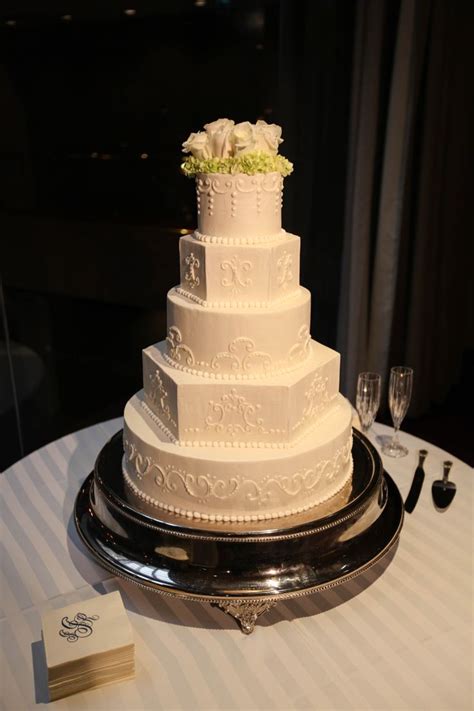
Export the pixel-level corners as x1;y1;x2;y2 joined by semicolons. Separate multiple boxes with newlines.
193;229;286;246
174;286;296;310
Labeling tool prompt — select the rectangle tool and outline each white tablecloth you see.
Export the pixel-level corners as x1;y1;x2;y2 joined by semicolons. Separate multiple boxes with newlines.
1;419;472;710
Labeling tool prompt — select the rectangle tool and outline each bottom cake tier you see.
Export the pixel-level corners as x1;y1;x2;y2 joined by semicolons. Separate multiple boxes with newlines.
122;391;353;523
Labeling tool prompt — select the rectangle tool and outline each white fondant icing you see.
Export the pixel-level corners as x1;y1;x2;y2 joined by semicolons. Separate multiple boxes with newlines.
123;392;353;520
142;341;341;447
183;252;200;289
147;369;177;429
165;287;311;377
178;232;300;305
276;250;293;289
122;454;353;522
196;172;283;239
220;255;253;293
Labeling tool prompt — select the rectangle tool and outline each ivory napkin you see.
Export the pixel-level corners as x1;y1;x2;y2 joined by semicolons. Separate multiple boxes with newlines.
41;591;134;701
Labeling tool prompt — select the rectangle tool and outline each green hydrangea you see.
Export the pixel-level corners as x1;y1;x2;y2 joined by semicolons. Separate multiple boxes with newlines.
181;152;293;178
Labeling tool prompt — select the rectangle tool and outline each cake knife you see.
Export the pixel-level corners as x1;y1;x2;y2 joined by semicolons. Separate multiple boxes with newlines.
404;449;428;513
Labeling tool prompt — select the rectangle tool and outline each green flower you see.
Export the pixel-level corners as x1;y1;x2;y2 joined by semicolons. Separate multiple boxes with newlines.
181;152;293;178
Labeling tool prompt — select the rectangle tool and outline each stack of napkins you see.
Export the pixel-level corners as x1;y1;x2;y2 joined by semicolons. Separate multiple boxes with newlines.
41;591;134;701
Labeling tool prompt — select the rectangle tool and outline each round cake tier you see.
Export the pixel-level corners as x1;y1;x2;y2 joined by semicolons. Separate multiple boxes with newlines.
122;392;353;522
165;286;311;378
196;172;283;240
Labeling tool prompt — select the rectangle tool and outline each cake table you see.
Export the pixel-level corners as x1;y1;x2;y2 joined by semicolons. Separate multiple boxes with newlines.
2;418;472;710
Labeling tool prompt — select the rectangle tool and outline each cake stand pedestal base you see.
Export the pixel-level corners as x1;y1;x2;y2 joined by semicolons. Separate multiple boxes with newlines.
74;429;403;633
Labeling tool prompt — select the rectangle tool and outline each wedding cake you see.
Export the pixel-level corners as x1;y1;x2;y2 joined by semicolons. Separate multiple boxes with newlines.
122;119;353;523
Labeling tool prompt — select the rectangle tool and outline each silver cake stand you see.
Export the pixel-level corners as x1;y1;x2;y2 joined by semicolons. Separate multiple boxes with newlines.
74;429;403;633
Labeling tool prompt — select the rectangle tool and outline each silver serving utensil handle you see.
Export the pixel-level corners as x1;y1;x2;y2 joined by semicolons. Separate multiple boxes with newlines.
442;460;453;482
432;460;456;510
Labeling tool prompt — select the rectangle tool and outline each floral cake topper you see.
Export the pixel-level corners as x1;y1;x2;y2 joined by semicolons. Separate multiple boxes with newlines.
181;118;293;177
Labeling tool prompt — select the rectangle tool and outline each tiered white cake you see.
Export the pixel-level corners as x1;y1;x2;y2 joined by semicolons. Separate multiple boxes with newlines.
122;119;353;523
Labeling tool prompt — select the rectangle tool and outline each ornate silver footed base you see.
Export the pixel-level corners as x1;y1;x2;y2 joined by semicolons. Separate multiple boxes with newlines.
74;429;403;633
214;600;278;634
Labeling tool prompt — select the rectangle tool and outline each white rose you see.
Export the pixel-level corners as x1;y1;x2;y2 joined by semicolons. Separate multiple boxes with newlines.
232;121;257;155
182;131;211;159
204;118;235;158
254;120;283;155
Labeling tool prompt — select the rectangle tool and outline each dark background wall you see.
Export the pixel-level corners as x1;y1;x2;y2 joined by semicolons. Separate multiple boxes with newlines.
1;0;471;470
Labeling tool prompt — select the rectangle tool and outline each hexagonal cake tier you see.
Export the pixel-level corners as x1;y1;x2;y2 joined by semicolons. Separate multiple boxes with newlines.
142;339;341;448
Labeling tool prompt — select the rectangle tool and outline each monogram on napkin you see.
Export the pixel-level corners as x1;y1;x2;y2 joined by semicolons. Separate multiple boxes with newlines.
58;612;100;642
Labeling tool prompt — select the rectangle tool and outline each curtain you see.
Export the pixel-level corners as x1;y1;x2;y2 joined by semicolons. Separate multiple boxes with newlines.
338;0;473;414
277;0;355;348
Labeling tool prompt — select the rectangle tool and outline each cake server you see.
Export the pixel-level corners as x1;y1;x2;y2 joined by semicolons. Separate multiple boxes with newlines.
404;449;428;513
432;461;456;510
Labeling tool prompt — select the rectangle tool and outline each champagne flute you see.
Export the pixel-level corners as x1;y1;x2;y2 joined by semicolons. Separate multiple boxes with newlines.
382;366;413;457
356;372;381;435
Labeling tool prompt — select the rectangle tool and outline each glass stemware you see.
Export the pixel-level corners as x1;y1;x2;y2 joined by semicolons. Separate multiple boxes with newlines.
382;366;414;458
356;372;381;435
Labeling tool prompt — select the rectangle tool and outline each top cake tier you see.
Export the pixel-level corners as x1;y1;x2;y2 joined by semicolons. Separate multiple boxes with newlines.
196;172;283;241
